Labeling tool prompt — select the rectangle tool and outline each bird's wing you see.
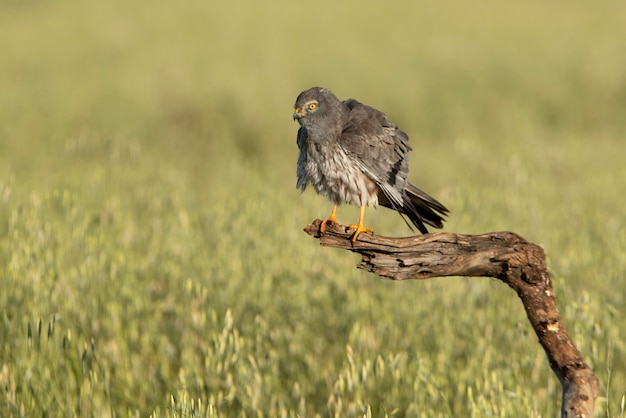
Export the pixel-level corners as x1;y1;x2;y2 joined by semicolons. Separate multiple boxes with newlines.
296;126;309;191
339;99;411;210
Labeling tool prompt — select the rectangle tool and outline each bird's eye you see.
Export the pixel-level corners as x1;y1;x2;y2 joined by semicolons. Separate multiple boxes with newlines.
308;103;317;110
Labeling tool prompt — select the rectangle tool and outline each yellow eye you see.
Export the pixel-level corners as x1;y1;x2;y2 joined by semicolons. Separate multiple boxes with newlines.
308;102;317;110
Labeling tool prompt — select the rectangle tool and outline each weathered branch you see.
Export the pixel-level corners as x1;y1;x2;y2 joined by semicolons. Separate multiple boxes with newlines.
304;219;599;418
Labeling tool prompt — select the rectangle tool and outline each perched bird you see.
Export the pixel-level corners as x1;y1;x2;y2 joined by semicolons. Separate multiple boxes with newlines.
294;87;448;241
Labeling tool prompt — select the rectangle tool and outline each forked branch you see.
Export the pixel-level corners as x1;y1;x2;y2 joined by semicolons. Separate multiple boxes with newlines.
304;219;599;418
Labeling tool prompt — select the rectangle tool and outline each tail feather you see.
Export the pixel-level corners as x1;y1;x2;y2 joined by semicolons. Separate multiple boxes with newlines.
380;182;448;234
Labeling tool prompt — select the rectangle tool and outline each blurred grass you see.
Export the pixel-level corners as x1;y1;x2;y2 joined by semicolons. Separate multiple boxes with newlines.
1;0;625;416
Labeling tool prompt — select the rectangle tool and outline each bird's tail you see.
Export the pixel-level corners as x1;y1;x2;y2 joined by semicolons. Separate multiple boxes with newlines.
398;182;448;234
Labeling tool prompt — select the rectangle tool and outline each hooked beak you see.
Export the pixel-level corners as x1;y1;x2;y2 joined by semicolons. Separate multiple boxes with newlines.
293;107;305;120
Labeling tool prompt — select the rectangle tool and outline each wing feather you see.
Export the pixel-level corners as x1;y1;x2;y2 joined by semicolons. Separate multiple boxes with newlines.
339;99;410;210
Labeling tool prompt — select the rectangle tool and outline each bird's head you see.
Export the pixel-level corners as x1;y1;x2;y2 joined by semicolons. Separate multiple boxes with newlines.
293;87;345;128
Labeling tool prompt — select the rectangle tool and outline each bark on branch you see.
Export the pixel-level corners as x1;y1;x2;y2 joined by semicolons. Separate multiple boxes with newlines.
304;219;600;418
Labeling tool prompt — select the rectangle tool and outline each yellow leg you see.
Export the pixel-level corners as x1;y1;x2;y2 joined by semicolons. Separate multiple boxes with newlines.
348;206;373;242
320;205;338;233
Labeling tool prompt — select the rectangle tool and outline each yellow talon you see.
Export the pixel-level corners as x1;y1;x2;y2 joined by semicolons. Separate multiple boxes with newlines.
320;205;338;233
348;206;373;242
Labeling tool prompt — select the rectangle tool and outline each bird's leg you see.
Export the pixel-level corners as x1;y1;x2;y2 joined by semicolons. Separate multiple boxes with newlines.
320;205;338;233
348;206;373;242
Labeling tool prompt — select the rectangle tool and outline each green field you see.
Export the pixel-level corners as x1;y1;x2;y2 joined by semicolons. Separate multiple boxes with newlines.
1;1;625;416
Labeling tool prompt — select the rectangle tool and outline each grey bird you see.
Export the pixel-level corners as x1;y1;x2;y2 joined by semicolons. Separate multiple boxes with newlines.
294;86;448;241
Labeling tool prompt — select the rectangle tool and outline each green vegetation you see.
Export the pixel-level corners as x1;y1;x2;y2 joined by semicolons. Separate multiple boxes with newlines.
1;1;625;416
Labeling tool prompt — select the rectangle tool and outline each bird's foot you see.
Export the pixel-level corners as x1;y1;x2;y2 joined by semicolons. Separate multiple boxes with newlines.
320;218;334;233
347;223;373;242
319;206;338;233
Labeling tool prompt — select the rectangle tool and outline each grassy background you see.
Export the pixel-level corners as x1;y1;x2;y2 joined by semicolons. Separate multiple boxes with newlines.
1;0;625;416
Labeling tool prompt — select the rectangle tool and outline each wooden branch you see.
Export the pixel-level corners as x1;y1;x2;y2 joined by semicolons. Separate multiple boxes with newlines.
304;219;600;418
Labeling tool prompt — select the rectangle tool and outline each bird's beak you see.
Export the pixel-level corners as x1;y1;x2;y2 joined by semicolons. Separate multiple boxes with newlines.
293;107;304;120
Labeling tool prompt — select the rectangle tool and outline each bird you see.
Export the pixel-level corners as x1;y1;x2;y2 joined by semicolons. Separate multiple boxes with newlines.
293;86;448;242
